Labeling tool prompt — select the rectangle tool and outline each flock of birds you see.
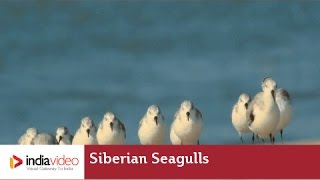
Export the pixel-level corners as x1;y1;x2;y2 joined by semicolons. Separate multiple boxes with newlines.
232;77;293;144
17;76;292;145
18;100;203;145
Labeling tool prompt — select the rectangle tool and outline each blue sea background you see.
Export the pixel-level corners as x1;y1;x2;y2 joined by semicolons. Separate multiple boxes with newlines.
0;1;319;144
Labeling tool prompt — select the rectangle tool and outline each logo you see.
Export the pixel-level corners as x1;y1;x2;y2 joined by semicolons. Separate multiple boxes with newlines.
26;155;79;166
10;155;23;169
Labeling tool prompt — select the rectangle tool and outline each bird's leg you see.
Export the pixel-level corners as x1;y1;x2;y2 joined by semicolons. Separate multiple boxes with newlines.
280;129;284;144
197;140;200;145
269;134;274;144
261;138;265;143
180;140;183;145
240;136;244;144
252;133;255;144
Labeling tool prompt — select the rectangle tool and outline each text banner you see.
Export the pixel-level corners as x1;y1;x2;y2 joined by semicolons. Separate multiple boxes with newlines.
85;145;320;179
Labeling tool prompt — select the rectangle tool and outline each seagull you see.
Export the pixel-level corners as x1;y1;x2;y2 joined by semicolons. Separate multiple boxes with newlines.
231;93;253;144
96;112;126;145
273;88;293;143
138;105;166;145
18;128;38;145
31;133;58;145
170;100;203;145
72;116;98;145
56;126;73;145
247;77;280;144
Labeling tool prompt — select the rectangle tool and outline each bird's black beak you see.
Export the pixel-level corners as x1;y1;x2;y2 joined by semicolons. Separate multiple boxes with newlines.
186;112;190;121
154;116;158;126
245;103;248;109
271;90;275;100
110;122;114;131
86;129;90;138
58;136;62;144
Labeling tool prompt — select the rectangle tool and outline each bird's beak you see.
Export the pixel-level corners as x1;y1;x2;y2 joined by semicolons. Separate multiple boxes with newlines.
245;103;248;109
271;90;275;100
58;136;62;144
86;129;90;137
110;122;114;131
186;112;190;121
154;116;158;126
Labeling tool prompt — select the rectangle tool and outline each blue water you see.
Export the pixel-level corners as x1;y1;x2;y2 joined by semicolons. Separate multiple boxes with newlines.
0;1;319;144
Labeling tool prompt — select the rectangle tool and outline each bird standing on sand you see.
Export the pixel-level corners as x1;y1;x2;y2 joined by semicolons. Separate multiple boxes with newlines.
72;117;98;145
170;100;203;145
18;127;38;145
97;112;126;145
56;126;73;145
138;105;166;145
273;88;293;143
232;93;254;144
247;77;280;144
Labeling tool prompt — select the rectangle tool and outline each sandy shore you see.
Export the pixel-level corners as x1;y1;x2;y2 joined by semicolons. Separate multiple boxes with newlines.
286;139;320;144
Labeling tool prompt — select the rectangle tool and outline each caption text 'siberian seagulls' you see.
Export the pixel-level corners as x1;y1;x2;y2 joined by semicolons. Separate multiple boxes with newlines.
89;152;209;168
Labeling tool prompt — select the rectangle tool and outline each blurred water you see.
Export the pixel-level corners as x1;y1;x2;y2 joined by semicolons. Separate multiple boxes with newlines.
0;1;319;144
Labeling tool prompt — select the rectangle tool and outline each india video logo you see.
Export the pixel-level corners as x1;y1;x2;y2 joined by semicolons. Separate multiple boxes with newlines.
10;155;23;169
26;155;79;166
